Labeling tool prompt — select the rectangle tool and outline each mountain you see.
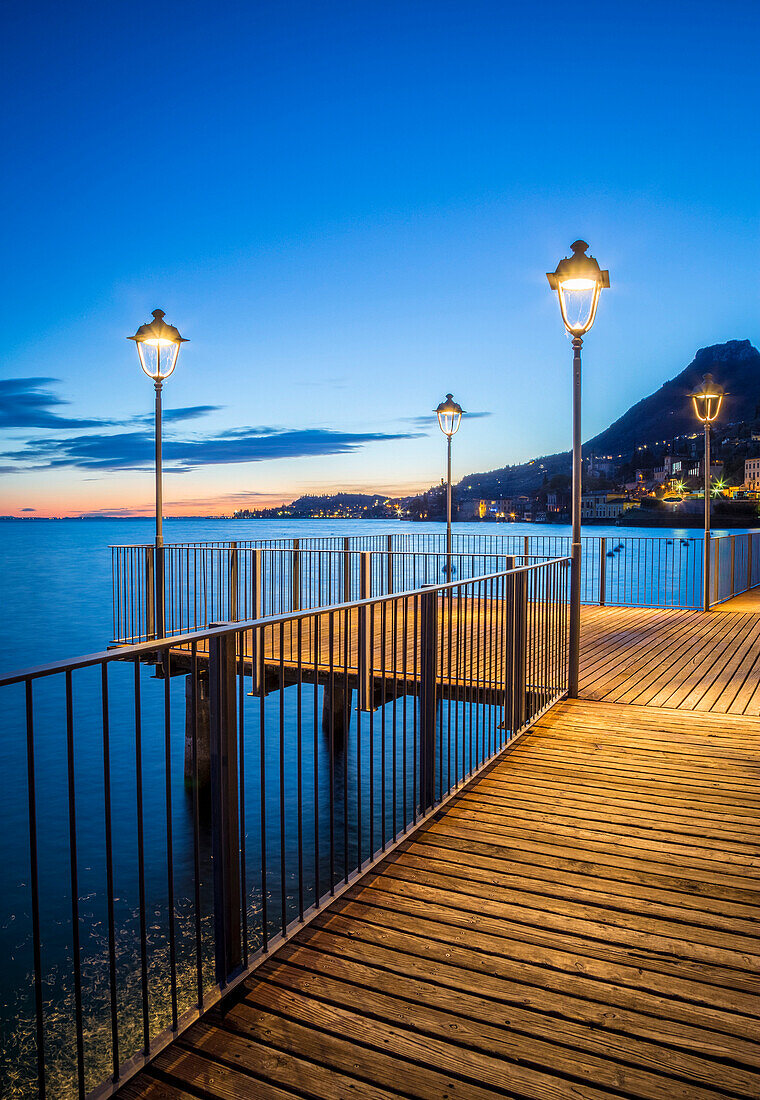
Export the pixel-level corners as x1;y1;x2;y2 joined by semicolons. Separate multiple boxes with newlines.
453;340;760;499
585;340;760;456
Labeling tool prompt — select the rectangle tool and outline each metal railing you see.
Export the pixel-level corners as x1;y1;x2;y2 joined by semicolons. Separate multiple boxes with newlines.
112;544;546;645
112;532;760;643
1;556;569;1099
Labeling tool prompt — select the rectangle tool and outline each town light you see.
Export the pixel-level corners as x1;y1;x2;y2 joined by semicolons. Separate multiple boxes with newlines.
688;373;726;612
547;241;609;699
129;308;187;382
128;309;188;639
436;393;463;437
547;240;610;336
435;394;464;579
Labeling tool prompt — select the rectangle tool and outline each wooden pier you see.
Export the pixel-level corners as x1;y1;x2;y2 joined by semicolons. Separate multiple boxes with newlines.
120;695;760;1100
580;604;760;715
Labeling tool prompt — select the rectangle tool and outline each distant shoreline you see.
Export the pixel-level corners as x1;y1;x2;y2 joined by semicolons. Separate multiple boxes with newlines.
4;512;760;528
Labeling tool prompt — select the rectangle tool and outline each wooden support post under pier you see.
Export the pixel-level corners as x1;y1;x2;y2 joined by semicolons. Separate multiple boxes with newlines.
184;669;210;788
322;676;351;743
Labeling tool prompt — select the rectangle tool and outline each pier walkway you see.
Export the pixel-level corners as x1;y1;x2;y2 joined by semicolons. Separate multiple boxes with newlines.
580;604;760;715
121;697;760;1100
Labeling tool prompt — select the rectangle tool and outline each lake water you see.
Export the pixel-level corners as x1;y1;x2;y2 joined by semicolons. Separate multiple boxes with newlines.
0;517;746;1097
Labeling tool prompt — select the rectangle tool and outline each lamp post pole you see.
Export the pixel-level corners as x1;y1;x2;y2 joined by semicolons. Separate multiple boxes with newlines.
569;335;583;697
155;380;164;549
154;378;165;638
129;309;187;642
435;393;463;580
688;373;726;615
446;432;452;581
703;420;710;613
546;241;609;700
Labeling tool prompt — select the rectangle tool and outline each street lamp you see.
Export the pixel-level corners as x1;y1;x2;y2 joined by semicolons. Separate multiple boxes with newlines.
436;393;463;580
129;309;187;637
547;241;609;698
689;373;726;612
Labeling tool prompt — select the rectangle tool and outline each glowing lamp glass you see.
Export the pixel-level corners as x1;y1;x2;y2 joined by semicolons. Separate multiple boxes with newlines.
435;394;463;437
689;374;726;425
547;241;609;337
129;309;186;383
137;339;180;381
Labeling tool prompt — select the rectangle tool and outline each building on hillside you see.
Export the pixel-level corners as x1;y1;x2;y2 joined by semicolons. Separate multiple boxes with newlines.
653;456;689;483
581;492;638;521
587;456;618;478
546;490;569;514
745;457;760;490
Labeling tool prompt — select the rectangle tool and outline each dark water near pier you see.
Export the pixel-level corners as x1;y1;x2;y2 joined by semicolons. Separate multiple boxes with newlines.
0;517;743;1096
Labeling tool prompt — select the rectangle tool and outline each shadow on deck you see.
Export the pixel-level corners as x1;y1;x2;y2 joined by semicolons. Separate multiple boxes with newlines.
119;697;760;1100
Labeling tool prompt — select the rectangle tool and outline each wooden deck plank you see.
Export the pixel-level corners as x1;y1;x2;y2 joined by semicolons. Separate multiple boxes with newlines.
578;604;760;715
120;699;760;1100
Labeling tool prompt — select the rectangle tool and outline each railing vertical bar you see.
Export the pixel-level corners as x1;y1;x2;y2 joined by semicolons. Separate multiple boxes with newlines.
259;625;268;951
163;648;178;1031
313;614;320;905
190;643;203;1009
380;599;387;848
25;680;46;1099
133;657;150;1055
65;670;86;1098
296;617;304;921
342;606;350;880
278;621;287;933
238;630;248;966
327;614;336;891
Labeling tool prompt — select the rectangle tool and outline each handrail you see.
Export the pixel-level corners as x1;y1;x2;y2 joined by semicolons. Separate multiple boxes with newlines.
1;557;570;687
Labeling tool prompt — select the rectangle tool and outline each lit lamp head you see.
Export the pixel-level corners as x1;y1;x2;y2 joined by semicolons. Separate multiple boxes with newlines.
128;309;187;383
547;240;610;336
435;393;463;437
689;373;726;424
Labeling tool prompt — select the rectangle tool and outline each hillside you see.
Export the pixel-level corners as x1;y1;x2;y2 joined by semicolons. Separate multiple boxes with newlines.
585;340;760;455
454;340;760;499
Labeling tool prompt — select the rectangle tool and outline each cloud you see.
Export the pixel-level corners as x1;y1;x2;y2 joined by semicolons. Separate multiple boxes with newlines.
0;378;222;433
402;411;493;430
128;405;221;425
0;378;103;430
21;507;36;512
3;425;423;472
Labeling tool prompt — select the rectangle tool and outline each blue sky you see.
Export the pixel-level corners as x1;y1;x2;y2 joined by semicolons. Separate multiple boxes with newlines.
1;0;758;514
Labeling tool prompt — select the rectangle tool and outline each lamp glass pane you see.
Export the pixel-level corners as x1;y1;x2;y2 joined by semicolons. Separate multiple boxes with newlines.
437;409;461;436
137;339;180;380
558;279;596;334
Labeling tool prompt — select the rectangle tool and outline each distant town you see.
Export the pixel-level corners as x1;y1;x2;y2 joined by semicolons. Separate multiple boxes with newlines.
230;429;760;528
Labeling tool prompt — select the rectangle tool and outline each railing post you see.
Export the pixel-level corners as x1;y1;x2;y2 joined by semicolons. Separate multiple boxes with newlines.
730;534;736;598
343;537;351;602
228;542;238;621
598;537;607;606
209;629;242;986
419;586;438;811
712;536;719;607
155;544;165;640
145;546;156;642
510;569;529;732
357;552;372;711
387;533;394;594
523;535;530;560
749;533;754;590
291;538;300;612
250;550;263;695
